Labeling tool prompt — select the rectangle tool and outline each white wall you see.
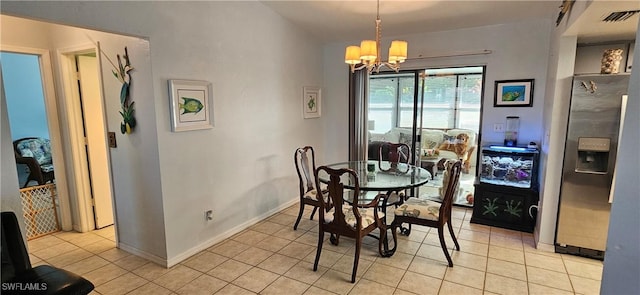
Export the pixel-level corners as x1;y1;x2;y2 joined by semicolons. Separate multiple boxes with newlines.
536;31;577;246
601;27;640;294
1;71;27;242
1;1;324;265
322;19;553;166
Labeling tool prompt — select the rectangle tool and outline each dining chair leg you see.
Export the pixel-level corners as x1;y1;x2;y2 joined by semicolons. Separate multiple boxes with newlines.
352;238;362;283
447;221;460;251
313;230;324;271
293;203;305;230
438;226;454;267
379;225;395;257
310;206;318;221
330;234;340;245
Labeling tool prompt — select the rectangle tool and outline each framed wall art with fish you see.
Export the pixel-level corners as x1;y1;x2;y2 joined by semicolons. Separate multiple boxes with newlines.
494;79;534;107
168;79;214;132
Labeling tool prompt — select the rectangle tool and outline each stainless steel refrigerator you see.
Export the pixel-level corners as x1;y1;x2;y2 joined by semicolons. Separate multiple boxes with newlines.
555;74;629;260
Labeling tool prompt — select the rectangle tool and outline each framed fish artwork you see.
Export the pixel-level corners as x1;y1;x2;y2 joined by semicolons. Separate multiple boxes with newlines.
168;79;214;131
303;86;321;119
494;79;534;107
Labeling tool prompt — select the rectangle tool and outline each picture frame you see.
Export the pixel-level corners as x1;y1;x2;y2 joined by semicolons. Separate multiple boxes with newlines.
303;86;321;119
168;79;214;132
494;79;534;107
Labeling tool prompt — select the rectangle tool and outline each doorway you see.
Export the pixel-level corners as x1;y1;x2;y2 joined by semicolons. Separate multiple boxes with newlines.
2;47;115;234
59;47;115;230
1;51;63;239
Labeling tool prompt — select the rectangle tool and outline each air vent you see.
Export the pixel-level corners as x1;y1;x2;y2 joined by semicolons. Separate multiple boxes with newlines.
602;10;640;22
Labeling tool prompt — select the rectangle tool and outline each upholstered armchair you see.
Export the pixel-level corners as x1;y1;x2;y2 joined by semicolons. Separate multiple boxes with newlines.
13;137;55;188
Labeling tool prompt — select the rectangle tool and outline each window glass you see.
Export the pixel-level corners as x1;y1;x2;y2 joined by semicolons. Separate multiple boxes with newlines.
368;67;482;134
397;77;415;128
369;77;396;133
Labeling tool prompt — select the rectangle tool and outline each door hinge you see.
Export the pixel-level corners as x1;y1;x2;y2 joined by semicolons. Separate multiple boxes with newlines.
84;137;88;146
91;198;96;207
75;71;80;80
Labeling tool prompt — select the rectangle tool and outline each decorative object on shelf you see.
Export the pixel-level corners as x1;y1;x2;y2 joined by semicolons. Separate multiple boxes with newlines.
600;48;624;74
344;0;408;73
556;0;575;26
504;116;520;147
168;79;214;132
494;79;534;107
112;47;135;134
466;193;474;205
303;86;321;119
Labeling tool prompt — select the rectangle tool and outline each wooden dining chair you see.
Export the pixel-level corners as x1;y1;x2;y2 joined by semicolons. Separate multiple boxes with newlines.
313;166;387;283
390;160;462;267
377;142;411;205
377;142;411;173
293;146;326;230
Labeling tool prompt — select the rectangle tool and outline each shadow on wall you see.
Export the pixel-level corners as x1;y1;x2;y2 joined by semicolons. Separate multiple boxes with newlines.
247;154;298;216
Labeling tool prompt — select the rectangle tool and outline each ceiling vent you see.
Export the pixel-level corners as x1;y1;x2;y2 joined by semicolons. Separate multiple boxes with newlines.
602;10;640;22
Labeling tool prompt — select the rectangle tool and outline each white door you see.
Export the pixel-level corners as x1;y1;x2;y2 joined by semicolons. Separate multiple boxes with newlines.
77;55;114;228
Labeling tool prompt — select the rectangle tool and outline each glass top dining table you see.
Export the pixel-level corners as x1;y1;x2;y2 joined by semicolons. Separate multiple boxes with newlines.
316;160;431;194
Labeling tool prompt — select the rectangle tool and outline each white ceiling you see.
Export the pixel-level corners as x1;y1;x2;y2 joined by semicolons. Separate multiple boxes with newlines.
261;0;639;44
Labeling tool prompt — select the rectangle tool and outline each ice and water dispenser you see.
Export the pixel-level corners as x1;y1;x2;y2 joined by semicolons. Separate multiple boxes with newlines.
576;137;611;174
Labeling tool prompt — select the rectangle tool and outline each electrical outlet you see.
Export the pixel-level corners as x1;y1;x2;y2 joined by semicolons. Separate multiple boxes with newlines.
493;123;504;132
205;210;213;221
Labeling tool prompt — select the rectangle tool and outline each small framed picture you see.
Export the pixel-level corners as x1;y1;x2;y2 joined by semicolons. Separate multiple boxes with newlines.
168;79;214;132
494;79;534;107
303;86;321;119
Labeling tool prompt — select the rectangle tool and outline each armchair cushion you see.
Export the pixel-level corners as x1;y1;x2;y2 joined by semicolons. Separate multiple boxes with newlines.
421;129;446;150
16;138;52;166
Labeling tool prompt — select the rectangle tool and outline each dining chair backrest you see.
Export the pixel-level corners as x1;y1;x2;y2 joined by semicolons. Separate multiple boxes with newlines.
378;142;411;173
439;160;462;224
314;166;361;229
295;146;317;196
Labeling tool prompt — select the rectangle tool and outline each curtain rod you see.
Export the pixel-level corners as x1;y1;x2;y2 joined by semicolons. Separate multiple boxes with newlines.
407;49;492;60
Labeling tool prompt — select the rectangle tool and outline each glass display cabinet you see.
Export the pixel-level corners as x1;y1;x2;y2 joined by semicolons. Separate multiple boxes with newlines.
471;145;540;232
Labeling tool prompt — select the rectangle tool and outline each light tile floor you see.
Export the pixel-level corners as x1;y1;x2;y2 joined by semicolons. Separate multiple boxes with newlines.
27;205;603;294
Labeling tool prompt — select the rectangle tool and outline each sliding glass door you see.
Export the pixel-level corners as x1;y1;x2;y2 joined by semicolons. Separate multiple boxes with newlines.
366;66;484;207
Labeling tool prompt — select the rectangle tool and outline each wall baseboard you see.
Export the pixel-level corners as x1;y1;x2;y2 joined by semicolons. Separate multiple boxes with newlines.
165;198;298;268
536;241;556;253
118;241;168;267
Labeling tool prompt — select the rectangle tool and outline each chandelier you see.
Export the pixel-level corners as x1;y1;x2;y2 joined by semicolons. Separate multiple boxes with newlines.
344;0;408;73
